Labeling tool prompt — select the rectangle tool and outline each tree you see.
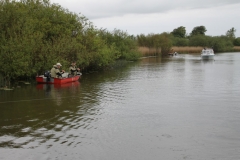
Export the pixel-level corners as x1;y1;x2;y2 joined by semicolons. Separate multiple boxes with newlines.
233;37;240;46
137;34;148;46
209;36;234;52
189;35;210;47
171;26;186;38
226;27;236;39
171;37;189;46
158;32;172;56
190;26;207;36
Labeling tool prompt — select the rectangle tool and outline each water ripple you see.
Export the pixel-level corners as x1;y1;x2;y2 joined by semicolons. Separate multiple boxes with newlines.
1;53;240;160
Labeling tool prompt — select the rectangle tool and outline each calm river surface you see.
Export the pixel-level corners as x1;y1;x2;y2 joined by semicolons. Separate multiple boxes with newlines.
0;53;240;160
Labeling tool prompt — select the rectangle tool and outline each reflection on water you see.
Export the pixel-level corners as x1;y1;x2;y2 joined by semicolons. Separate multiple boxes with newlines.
36;81;80;106
0;53;240;160
0;81;86;149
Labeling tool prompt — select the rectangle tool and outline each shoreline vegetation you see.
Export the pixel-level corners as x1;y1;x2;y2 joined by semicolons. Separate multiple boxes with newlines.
139;46;240;56
1;0;240;87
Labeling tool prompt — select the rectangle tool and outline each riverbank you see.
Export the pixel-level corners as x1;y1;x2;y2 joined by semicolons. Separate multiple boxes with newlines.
1;46;240;88
138;46;240;56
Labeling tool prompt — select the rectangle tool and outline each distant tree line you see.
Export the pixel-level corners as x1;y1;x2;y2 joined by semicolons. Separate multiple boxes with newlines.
136;26;240;55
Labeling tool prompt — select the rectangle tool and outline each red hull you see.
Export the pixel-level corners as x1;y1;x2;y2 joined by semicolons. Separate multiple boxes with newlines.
36;75;80;84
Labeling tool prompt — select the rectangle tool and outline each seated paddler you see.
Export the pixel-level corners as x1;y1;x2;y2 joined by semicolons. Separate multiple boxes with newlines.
50;63;65;78
69;61;80;77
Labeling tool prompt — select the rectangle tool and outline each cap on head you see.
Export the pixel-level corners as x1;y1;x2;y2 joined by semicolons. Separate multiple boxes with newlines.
56;63;62;66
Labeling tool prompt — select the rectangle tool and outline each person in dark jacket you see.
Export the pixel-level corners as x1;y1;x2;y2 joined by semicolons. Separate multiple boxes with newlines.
69;62;80;76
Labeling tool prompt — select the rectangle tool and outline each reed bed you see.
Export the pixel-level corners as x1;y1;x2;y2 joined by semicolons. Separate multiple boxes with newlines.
138;46;240;56
233;46;240;52
138;47;160;57
171;46;203;54
138;46;203;56
138;46;240;57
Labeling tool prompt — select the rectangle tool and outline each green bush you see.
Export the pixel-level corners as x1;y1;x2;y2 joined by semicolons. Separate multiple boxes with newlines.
189;35;210;47
0;0;140;80
234;38;240;46
209;36;234;52
171;37;189;46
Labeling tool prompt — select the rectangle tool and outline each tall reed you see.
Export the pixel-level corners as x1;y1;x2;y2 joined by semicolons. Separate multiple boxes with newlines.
171;46;203;54
138;47;160;57
233;46;240;52
138;46;203;56
138;46;240;56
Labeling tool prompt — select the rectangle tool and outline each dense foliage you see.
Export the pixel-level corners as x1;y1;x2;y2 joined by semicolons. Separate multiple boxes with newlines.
137;33;172;56
234;37;240;46
0;0;140;81
170;26;186;38
190;26;207;36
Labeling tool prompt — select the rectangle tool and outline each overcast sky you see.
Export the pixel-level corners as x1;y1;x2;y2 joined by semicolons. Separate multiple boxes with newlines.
52;0;240;37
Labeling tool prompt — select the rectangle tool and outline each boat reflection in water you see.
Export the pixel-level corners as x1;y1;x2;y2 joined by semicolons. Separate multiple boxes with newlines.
201;58;215;64
36;81;80;106
36;81;80;90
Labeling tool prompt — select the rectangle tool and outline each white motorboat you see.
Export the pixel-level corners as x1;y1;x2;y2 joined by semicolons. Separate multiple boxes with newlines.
201;48;215;60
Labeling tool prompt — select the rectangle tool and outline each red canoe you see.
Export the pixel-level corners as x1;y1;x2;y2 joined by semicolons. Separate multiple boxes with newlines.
36;75;80;84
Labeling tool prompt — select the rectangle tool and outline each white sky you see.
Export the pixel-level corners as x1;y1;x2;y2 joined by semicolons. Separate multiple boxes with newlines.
51;0;240;37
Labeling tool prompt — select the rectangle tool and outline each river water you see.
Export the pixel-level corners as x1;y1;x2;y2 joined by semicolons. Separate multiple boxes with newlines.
0;53;240;160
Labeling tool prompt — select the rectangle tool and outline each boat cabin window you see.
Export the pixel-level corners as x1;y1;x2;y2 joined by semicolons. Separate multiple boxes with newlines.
202;49;213;54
